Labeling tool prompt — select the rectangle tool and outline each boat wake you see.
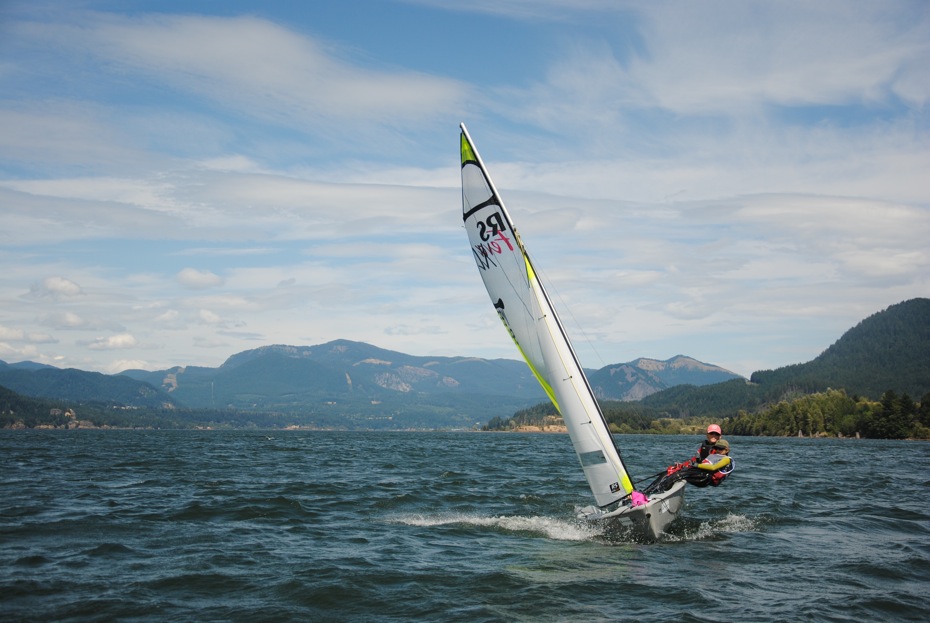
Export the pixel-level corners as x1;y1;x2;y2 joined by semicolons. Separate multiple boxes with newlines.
391;511;761;545
663;512;762;542
389;513;601;541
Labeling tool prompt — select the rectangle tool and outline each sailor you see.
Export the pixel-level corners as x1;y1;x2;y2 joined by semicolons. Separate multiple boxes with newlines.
653;425;734;491
708;438;733;486
697;424;723;461
659;434;733;489
680;439;733;488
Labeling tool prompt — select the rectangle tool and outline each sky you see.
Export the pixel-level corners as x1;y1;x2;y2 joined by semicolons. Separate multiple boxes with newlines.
1;0;928;379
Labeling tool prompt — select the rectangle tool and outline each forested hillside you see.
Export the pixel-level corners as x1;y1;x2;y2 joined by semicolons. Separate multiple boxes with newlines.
0;365;176;408
485;299;930;438
750;298;930;398
726;388;930;439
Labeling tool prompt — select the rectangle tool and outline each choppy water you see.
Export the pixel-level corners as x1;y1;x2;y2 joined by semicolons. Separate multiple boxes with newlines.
2;430;928;622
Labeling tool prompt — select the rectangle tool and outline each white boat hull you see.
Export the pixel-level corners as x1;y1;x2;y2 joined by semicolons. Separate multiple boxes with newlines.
580;480;687;541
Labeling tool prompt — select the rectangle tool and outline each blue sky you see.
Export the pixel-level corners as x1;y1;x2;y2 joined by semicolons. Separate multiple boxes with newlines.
1;0;928;378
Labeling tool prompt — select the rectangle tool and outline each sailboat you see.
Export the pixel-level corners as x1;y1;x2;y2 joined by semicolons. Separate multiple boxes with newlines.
460;123;686;540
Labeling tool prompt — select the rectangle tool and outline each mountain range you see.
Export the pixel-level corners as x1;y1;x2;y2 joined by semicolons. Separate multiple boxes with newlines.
0;341;737;428
2;297;927;429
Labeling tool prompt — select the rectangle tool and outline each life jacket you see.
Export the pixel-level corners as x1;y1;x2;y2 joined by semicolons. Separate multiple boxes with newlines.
697;439;716;461
699;453;733;486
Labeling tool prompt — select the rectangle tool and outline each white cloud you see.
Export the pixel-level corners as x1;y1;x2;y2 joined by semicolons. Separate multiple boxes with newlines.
0;103;160;173
39;311;87;329
631;1;930;112
197;309;222;325
482;2;930;208
177;268;224;290
106;359;149;374
19;12;467;129
28;276;83;299
154;309;180;323
86;333;137;350
196;155;263;173
0;325;56;343
0;1;926;378
0;342;42;361
0;326;26;341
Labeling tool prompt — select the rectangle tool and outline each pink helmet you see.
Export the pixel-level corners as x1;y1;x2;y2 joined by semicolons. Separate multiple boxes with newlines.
707;424;722;435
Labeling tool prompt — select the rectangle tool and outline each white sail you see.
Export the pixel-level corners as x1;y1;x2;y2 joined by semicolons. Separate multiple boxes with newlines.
460;124;634;508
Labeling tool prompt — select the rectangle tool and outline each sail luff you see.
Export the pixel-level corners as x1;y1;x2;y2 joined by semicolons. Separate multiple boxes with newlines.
460;123;634;507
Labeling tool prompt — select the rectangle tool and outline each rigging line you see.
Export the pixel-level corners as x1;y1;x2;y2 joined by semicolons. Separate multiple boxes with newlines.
633;469;668;486
530;255;609;371
529;255;626;462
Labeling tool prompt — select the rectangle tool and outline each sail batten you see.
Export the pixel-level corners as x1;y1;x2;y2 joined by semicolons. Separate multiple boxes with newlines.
460;123;634;508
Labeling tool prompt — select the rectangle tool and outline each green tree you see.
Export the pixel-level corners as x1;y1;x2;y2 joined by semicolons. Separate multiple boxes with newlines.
918;393;930;427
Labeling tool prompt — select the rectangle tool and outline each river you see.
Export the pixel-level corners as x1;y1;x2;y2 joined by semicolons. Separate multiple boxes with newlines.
2;430;927;622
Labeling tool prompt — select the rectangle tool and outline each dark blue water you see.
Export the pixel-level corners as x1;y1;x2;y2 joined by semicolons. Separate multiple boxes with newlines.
2;431;928;622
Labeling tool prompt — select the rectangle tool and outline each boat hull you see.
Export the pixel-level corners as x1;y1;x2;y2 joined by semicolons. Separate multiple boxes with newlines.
580;480;687;541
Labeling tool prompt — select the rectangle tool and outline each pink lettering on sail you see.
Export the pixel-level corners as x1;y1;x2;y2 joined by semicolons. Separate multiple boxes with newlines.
472;230;515;270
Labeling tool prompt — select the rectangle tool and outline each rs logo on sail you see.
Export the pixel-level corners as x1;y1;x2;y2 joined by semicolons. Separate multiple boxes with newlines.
472;211;515;270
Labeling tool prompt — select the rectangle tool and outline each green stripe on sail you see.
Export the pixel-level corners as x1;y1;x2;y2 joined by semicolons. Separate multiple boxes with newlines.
513;338;560;412
461;132;477;166
517;253;560;410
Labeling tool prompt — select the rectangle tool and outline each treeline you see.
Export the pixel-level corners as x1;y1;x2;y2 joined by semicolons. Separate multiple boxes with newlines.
1;384;478;431
484;400;702;434
0;384;306;429
485;402;557;431
727;389;930;439
484;389;930;439
1;385;111;428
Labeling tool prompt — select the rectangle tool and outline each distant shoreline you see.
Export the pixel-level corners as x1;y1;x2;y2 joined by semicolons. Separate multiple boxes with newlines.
7;425;929;440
